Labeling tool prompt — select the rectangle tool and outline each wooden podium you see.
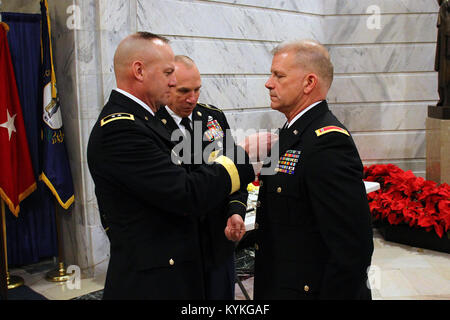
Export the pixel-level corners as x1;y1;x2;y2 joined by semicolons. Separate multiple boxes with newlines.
426;106;450;184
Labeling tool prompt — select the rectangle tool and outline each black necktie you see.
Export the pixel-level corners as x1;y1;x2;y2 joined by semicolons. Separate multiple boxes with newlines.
180;117;194;158
180;117;193;137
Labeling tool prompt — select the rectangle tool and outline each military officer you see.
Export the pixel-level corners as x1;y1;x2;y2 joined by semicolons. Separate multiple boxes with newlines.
156;55;248;300
253;39;374;300
87;32;259;299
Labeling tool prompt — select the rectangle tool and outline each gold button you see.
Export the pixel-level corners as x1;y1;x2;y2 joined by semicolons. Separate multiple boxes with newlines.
276;187;282;193
304;285;309;292
169;259;174;266
255;243;259;250
256;201;261;208
145;116;149;121
161;118;167;124
259;180;263;187
293;130;299;135
254;222;259;229
197;111;202;116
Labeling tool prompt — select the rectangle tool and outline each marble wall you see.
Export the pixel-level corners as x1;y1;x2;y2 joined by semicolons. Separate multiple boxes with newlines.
3;0;440;274
324;0;439;177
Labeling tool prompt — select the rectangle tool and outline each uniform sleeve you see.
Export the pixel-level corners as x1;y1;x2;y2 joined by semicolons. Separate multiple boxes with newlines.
89;119;254;218
219;110;249;219
304;132;374;299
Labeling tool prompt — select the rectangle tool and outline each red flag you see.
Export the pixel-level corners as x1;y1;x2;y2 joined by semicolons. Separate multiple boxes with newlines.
0;23;36;216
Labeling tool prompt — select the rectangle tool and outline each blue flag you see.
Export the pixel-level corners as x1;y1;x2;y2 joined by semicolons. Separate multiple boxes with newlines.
40;0;74;209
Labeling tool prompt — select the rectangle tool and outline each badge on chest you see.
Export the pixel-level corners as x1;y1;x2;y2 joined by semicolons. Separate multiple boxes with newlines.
275;149;301;174
204;119;224;142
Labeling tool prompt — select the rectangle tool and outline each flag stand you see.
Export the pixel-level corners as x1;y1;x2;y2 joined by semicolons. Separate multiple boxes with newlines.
46;201;70;282
1;200;24;289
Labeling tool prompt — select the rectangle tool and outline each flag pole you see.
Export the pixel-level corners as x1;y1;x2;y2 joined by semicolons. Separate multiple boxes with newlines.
0;199;7;299
46;199;70;282
1;199;24;290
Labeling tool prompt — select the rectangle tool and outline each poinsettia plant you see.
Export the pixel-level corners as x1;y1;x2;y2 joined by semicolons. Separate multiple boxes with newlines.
364;164;450;239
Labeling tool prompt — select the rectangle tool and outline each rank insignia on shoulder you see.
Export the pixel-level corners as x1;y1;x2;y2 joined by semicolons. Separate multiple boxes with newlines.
100;113;135;126
276;150;301;175
315;126;349;137
198;103;222;113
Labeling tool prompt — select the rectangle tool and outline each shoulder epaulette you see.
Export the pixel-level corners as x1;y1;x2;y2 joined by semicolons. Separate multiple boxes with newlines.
197;103;223;113
315;126;349;137
100;113;135;126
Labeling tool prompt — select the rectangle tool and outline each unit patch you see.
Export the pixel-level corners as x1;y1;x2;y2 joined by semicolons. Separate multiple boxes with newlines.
275;150;301;174
315;126;349;137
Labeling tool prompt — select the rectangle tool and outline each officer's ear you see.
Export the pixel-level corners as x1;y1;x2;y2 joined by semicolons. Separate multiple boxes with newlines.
303;73;318;94
132;60;145;82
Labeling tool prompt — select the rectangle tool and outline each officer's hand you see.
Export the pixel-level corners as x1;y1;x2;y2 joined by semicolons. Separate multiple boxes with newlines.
225;214;246;242
238;132;278;162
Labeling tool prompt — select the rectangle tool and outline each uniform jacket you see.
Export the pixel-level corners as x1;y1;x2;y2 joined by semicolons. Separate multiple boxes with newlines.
253;100;374;300
87;90;254;299
156;104;249;269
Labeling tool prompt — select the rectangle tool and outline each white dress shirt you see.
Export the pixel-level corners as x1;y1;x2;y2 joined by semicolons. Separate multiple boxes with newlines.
286;100;323;128
164;105;193;136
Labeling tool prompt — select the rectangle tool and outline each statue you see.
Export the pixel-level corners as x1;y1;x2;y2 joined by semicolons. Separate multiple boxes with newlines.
435;0;450;106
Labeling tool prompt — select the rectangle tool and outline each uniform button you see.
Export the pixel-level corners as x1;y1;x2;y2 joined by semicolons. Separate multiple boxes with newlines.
293;129;299;135
254;222;259;229
276;187;282;193
145;116;149;121
256;201;261;208
255;243;259;250
259;180;263;187
304;285;309;292
169;259;174;266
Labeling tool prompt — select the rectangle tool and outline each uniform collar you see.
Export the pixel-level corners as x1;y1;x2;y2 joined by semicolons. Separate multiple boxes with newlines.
165;105;193;128
277;100;330;153
114;88;155;116
108;90;171;143
286;100;323;128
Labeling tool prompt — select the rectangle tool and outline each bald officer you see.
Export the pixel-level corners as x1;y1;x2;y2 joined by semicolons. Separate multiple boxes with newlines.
87;32;258;299
253;39;374;300
156;55;248;299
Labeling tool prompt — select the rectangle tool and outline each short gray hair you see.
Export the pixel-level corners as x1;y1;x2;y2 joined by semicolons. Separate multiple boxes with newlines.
273;39;334;89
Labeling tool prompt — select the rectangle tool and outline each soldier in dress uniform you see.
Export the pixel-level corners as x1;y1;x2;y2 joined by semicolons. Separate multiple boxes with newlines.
87;32;261;300
156;55;248;300
253;39;374;300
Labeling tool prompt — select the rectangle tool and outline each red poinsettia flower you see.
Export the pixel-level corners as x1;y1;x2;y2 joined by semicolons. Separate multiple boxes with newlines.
364;164;450;238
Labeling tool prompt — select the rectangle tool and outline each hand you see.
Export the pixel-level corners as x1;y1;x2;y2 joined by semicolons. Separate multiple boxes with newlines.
224;214;246;242
238;132;278;162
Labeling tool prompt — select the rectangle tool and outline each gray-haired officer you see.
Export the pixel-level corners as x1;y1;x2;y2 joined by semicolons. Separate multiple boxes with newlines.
253;39;374;300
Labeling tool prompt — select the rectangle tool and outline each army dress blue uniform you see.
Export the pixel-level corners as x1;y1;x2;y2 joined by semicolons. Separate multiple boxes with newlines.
253;100;374;300
156;103;248;299
87;90;254;299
